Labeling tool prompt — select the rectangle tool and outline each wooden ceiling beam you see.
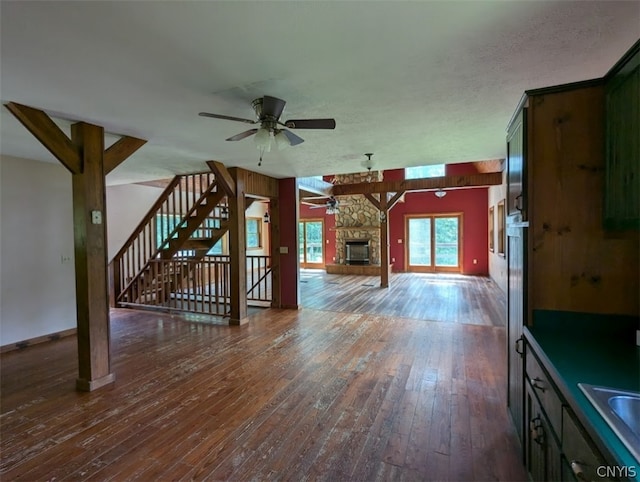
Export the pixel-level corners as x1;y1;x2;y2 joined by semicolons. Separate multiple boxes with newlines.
104;136;147;175
331;172;502;196
5;102;81;174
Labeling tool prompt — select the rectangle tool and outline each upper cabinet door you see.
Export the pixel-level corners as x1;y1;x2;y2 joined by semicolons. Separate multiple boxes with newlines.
507;107;528;223
604;41;639;231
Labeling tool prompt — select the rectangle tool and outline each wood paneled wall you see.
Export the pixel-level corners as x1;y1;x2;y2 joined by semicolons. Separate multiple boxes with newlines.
527;85;639;316
231;167;279;199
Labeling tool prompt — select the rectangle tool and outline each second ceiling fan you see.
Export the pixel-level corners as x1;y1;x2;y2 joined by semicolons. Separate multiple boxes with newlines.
199;95;336;150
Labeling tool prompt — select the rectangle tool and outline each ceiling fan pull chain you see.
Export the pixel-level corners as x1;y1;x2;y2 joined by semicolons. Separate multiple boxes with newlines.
258;145;265;166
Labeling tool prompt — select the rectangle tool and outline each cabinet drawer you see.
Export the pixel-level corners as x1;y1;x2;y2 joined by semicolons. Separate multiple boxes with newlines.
562;407;612;481
525;348;563;437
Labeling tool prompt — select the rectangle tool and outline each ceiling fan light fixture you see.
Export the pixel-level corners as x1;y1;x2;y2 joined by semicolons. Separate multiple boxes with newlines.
254;127;272;152
274;130;291;150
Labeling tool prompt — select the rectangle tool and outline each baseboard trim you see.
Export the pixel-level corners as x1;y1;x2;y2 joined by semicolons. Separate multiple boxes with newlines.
1;328;77;354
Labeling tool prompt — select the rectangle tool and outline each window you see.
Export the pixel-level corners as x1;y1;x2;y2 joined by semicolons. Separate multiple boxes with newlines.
246;218;262;249
497;200;505;256
207;237;225;256
405;164;445;179
489;206;495;252
299;219;324;267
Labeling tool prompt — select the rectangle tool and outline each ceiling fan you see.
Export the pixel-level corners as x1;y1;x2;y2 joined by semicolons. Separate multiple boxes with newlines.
309;196;350;214
199;95;336;150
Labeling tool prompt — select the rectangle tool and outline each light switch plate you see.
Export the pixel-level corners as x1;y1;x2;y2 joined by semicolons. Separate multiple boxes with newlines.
279;246;289;254
91;210;102;224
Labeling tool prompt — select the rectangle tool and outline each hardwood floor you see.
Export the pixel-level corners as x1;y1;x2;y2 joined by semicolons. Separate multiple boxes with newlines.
1;285;525;481
300;270;507;327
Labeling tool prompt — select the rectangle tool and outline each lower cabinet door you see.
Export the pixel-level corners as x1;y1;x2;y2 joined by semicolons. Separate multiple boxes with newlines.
525;382;562;481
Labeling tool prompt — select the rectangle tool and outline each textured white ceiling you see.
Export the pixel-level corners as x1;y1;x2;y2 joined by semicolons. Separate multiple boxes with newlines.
1;1;638;184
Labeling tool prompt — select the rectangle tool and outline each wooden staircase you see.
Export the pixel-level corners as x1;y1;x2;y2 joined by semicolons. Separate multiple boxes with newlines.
110;172;231;311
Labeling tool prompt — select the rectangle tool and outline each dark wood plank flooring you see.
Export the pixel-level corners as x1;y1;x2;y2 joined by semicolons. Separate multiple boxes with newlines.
300;270;507;327
1;299;525;480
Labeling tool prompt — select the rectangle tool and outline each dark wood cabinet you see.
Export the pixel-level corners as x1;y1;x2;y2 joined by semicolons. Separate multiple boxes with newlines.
525;382;562;482
604;40;640;231
524;340;614;482
507;108;527;222
505;43;640;480
506;102;529;450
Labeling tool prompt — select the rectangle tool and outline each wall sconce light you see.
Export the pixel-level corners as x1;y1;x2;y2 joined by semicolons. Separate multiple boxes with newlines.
263;212;271;223
221;206;229;220
434;189;447;198
379;211;387;222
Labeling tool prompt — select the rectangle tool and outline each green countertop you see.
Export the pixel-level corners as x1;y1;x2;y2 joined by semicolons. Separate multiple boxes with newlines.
525;310;639;478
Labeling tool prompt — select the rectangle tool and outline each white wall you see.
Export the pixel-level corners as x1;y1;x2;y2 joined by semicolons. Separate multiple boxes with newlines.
488;170;508;294
246;200;270;257
106;183;164;261
0;155;76;346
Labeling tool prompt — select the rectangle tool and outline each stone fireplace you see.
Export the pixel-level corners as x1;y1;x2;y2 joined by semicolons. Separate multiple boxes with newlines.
333;170;383;265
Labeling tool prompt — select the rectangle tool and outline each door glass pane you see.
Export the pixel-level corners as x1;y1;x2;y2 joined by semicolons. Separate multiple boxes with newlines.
434;217;459;267
305;221;323;263
299;222;305;262
408;218;431;266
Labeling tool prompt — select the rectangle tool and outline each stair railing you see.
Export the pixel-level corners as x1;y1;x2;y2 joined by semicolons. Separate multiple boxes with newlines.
110;172;217;305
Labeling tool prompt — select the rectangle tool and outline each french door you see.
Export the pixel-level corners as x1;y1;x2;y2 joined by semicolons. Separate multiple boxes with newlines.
405;214;462;272
299;219;324;268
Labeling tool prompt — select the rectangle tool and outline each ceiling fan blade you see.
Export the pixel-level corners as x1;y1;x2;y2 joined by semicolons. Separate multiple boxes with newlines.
199;112;257;124
282;129;305;146
284;118;336;129
226;129;258;141
261;96;286;120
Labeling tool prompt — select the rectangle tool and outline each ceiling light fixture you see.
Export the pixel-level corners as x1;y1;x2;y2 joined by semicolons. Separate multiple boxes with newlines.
274;130;291;150
363;153;374;182
435;189;447;198
254;127;272;152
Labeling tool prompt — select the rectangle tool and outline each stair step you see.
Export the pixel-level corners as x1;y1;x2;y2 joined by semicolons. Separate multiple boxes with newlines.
182;238;216;250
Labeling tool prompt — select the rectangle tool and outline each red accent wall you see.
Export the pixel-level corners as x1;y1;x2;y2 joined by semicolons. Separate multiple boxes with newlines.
299;164;489;275
300;203;336;264
278;178;299;308
446;162;480;176
389;188;489;275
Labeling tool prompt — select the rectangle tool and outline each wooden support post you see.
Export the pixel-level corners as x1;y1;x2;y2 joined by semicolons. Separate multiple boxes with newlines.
269;198;281;308
380;193;390;288
4;102;146;391
228;169;248;324
71;122;115;391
